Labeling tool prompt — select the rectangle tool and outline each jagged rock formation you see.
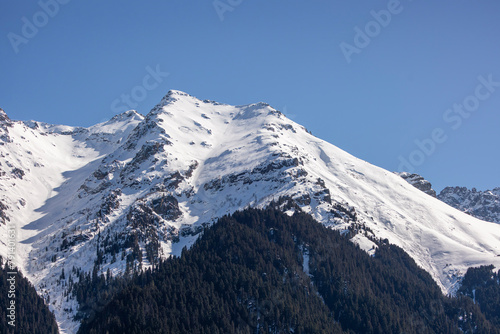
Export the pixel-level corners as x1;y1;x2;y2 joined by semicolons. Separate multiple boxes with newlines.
439;187;500;224
396;172;437;197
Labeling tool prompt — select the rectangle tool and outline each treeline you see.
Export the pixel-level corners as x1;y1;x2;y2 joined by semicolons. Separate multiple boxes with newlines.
0;258;59;334
77;206;499;333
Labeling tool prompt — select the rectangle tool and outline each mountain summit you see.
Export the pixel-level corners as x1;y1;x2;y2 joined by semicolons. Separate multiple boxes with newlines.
1;90;500;332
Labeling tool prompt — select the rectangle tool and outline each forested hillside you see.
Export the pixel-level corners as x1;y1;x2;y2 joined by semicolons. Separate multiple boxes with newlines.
0;259;59;334
77;206;499;334
459;265;500;327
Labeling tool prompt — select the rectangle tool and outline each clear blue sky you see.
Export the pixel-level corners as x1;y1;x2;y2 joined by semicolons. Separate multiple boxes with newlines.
1;0;499;192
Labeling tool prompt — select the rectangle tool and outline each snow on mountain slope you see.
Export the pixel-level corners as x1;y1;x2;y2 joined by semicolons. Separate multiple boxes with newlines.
0;110;144;332
1;91;500;333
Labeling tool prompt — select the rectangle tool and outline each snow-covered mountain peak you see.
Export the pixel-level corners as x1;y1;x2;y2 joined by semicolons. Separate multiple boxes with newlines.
2;90;500;333
150;89;206;113
88;109;144;134
147;92;287;144
110;109;143;122
0;107;8;119
166;89;193;98
0;108;12;125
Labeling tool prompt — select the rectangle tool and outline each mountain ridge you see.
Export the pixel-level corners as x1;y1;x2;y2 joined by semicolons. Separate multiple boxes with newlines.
395;171;499;224
439;186;500;224
1;90;500;333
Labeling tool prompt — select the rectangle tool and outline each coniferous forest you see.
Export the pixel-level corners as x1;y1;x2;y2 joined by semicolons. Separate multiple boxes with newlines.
459;265;500;327
76;206;500;334
0;258;59;334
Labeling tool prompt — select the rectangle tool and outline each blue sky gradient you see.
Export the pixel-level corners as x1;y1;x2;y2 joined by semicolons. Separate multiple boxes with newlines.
1;0;499;191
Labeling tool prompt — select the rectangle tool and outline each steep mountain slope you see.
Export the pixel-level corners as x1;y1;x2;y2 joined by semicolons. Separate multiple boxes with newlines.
439;187;500;224
1;91;500;333
78;208;497;334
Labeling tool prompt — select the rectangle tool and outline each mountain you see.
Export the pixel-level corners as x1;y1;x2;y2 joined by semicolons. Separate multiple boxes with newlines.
78;207;498;334
395;173;500;224
396;172;437;197
1;90;500;332
438;187;500;224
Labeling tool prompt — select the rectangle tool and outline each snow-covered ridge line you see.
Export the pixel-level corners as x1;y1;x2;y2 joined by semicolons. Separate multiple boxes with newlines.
396;171;500;224
1;90;500;333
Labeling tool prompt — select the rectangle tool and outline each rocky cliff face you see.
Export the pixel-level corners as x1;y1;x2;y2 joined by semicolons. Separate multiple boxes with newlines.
396;172;437;197
438;187;500;224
